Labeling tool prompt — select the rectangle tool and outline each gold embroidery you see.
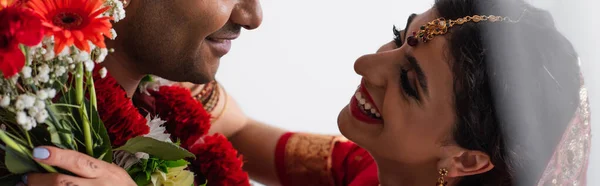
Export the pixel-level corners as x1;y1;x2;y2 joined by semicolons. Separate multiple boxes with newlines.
284;133;347;186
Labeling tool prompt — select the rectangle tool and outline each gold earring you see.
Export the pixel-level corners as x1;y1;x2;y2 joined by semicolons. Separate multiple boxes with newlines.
436;168;448;186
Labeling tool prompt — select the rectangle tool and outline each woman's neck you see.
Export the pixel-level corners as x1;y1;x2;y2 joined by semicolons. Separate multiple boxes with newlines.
375;156;447;186
102;53;145;98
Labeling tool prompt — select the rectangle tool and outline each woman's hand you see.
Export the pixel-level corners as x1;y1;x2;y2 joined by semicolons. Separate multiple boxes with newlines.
22;146;136;186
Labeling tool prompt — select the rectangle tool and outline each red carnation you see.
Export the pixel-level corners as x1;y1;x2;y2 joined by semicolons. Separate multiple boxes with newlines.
151;86;211;148
189;134;250;186
0;4;44;78
94;72;150;146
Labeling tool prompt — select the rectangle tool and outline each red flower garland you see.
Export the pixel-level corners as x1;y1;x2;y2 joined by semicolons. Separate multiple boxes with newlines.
93;73;250;185
189;134;250;186
151;85;250;186
150;86;211;148
94;72;149;146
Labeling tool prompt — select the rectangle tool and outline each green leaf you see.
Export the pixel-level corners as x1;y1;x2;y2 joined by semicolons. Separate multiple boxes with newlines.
114;137;195;161
88;102;112;163
50;87;113;163
164;159;189;168
47;104;77;150
133;173;151;186
4;146;38;174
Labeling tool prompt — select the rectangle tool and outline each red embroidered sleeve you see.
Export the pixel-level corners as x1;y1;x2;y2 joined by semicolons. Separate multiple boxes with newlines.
275;132;378;186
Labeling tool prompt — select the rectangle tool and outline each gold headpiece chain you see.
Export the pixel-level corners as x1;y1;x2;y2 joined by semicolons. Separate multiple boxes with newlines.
407;10;527;46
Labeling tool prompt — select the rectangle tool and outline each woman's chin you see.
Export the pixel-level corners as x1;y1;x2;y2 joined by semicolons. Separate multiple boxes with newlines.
337;104;382;146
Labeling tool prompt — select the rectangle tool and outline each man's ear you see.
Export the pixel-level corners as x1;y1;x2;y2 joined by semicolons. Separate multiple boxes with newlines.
440;147;494;178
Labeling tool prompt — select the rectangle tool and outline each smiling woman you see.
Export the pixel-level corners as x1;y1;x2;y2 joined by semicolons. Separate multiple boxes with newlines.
336;0;590;185
194;0;593;185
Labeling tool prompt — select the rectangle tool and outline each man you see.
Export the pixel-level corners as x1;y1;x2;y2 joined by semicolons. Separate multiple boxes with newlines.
22;0;262;185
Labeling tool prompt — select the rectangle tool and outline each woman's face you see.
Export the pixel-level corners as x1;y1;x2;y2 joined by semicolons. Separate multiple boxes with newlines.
337;8;457;164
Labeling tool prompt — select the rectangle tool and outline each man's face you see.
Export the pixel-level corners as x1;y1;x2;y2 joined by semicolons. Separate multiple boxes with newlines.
113;0;262;84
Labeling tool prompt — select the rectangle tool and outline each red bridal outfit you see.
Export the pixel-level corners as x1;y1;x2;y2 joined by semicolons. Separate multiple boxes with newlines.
275;132;379;186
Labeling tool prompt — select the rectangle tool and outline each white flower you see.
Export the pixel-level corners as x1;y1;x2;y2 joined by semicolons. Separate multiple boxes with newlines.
28;107;39;117
38;64;50;74
144;115;171;142
94;48;108;63
14;99;24;110
54;66;67;77
66;57;74;64
39;48;47;55
109;29;117;40
99;67;107;78
16;94;35;110
43;50;55;61
22;66;32;78
16;111;35;130
35;109;48;123
46;89;57;99
26;117;36;130
37;90;48;100
0;95;10;108
76;51;91;63
58;47;70;57
34;64;51;83
16;111;28;125
84;60;95;72
34;99;45;109
35;73;50;83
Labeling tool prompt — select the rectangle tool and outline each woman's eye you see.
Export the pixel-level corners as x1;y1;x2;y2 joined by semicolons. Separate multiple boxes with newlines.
400;68;419;99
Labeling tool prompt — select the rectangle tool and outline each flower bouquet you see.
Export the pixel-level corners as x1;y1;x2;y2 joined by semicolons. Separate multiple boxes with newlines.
0;0;248;185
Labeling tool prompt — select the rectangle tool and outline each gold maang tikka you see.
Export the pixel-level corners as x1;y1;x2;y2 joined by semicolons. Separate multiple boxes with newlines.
406;13;524;46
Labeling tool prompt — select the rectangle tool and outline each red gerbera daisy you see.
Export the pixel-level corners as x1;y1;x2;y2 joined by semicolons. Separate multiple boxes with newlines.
27;0;113;53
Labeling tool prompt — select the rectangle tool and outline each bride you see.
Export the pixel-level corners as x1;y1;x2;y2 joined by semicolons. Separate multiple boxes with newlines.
188;0;592;185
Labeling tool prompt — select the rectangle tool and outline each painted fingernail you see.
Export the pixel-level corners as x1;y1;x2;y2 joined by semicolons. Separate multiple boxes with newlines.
33;147;50;159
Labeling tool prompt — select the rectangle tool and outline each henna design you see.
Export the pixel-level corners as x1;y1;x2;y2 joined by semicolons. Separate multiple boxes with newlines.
59;179;79;186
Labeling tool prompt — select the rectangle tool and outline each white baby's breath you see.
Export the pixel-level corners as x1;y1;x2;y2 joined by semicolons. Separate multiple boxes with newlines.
16;111;28;125
0;95;10;108
34;100;45;109
84;60;95;72
36;90;48;100
46;89;57;99
94;48;109;63
16;94;35;110
99;67;108;78
21;66;32;78
16;111;36;131
35;109;49;123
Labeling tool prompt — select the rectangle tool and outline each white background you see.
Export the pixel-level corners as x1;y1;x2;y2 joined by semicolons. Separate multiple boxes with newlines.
215;0;599;184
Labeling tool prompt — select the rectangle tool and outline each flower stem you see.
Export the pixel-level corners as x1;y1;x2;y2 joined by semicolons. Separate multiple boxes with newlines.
86;71;97;109
24;130;33;148
76;63;93;156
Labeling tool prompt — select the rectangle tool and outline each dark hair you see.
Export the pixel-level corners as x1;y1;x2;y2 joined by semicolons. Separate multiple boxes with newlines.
433;0;581;185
